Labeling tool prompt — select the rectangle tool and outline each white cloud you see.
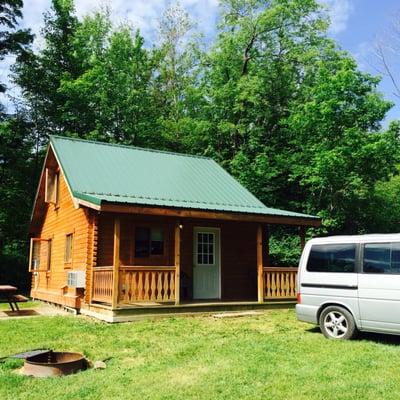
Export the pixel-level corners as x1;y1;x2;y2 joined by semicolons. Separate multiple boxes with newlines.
353;41;373;71
322;0;354;35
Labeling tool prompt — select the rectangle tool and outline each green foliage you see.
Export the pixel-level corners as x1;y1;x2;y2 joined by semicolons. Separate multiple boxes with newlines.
0;0;32;112
0;253;30;293
269;234;301;266
0;117;36;255
60;22;159;145
4;0;400;267
199;0;400;234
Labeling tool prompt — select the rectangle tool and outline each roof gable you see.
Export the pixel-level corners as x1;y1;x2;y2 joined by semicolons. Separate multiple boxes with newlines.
49;135;318;221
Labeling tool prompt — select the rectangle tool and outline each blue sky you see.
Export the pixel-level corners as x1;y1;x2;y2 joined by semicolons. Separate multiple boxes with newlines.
2;0;400;125
331;0;400;124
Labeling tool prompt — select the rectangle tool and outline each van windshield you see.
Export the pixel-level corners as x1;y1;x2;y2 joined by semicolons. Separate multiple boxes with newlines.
307;244;356;273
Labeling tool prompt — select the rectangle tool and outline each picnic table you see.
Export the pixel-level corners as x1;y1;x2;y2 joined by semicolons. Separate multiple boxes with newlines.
0;285;27;311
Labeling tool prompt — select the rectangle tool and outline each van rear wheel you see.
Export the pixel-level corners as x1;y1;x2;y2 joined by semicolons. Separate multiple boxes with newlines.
319;306;357;340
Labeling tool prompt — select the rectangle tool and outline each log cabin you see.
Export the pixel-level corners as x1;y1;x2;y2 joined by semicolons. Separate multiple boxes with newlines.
29;136;321;321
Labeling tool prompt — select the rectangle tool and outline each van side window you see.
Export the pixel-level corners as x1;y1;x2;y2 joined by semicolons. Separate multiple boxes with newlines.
306;244;356;273
363;243;400;274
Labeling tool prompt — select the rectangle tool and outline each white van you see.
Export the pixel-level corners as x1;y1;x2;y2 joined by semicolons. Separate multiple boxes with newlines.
296;234;400;339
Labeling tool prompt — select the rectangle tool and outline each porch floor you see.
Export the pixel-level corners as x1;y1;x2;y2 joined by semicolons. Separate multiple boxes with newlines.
81;300;296;323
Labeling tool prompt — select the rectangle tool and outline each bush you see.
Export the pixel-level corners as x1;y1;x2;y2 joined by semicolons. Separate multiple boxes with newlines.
0;254;31;294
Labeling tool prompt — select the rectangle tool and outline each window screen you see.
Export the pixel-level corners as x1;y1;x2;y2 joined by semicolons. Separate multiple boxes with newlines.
363;243;400;274
307;244;356;273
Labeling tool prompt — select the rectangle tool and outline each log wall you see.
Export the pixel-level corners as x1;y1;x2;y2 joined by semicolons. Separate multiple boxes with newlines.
30;166;91;308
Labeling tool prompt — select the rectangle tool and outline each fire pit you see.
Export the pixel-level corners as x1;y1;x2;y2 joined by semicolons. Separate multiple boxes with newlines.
22;350;86;377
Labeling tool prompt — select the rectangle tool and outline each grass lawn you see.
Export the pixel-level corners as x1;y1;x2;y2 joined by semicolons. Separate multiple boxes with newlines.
1;309;400;400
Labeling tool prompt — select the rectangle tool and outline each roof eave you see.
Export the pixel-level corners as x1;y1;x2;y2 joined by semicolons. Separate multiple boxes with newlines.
99;202;321;227
74;191;102;210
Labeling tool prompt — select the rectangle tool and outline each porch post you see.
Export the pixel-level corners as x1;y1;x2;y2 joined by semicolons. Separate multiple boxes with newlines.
257;224;264;303
111;217;120;309
300;226;306;251
265;225;270;267
174;222;181;305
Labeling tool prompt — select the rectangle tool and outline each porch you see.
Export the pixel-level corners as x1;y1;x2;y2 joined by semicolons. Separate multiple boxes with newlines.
88;214;304;311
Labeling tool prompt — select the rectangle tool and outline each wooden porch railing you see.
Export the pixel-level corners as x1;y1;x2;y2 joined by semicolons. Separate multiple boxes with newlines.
119;266;176;303
264;267;297;300
92;267;113;303
92;266;296;305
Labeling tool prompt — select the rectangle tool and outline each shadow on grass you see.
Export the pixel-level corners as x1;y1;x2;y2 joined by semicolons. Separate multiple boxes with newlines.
305;326;400;345
2;310;40;317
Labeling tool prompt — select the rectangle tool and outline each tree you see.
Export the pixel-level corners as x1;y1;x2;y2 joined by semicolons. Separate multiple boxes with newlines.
153;2;206;152
199;0;399;234
58;12;159;146
285;48;399;233
0;115;35;253
373;12;400;99
12;0;82;138
0;0;32;113
14;4;162;147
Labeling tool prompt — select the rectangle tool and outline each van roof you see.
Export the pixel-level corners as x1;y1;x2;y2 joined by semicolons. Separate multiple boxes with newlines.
308;233;400;245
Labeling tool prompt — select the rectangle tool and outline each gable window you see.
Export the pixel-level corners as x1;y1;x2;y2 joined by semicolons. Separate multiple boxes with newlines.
45;168;59;205
135;227;164;258
65;233;73;263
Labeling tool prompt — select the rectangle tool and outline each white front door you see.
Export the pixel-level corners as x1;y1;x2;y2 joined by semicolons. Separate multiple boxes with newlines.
193;227;220;299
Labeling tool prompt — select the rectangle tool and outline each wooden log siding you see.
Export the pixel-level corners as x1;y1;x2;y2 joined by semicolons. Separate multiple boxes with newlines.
119;267;176;303
92;267;113;303
264;267;297;300
30;168;90;309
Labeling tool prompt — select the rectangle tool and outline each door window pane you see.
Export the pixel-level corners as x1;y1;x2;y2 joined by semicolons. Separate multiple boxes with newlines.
364;243;400;274
197;232;215;265
306;244;356;273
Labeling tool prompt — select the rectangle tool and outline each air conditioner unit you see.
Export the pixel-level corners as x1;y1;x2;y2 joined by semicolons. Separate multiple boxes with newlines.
67;271;86;288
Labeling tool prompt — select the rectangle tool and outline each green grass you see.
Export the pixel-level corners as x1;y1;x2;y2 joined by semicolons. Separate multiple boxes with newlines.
1;309;400;400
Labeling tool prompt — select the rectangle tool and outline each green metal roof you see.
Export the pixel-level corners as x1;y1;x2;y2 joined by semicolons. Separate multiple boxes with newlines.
50;135;318;220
